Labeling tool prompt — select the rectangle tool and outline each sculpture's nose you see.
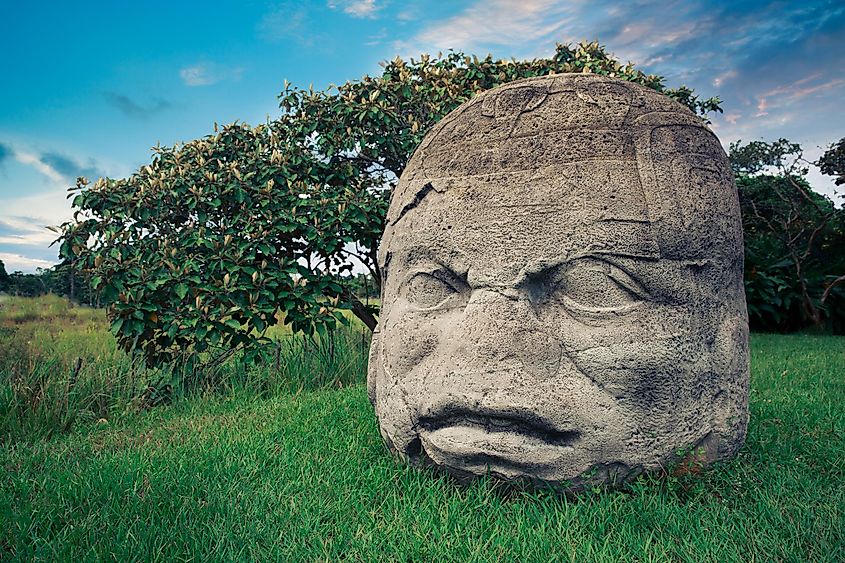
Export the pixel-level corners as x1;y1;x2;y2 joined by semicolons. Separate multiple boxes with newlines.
455;287;562;377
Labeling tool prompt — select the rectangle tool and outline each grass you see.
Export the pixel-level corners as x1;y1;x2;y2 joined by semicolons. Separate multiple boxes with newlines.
0;295;370;442
1;296;844;560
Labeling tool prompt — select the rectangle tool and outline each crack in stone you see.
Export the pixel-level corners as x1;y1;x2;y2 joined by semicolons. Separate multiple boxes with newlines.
392;182;442;226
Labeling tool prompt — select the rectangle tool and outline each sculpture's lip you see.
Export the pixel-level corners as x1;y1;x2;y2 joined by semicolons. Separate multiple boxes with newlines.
418;407;581;448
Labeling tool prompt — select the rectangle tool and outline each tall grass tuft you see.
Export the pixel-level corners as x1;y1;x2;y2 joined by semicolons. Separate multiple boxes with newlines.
0;295;371;443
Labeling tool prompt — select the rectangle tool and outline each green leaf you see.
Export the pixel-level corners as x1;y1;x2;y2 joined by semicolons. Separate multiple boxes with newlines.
174;283;189;300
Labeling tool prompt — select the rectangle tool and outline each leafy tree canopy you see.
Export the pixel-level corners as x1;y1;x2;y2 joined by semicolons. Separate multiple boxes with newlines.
0;259;9;292
730;139;845;332
58;41;722;366
730;138;807;177
818;137;845;188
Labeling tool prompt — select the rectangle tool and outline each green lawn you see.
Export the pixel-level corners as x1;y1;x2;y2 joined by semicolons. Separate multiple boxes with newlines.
1;299;844;560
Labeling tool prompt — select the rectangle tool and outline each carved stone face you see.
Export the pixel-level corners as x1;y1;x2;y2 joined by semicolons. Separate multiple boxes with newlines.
368;75;749;488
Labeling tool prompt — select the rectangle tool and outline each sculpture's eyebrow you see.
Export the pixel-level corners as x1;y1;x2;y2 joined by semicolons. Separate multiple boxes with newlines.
523;251;660;277
385;249;466;280
579;251;661;264
385;250;663;289
385;250;429;267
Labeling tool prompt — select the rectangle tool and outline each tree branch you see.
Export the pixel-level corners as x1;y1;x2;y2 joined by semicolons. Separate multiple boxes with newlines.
341;287;378;331
821;274;845;305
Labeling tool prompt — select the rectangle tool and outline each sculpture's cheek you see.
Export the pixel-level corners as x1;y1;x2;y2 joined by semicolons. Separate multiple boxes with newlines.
548;302;719;428
566;340;683;396
383;322;439;376
380;305;456;379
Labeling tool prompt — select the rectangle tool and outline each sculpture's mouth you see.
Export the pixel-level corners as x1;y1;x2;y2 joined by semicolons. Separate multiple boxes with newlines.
417;407;582;471
420;408;580;446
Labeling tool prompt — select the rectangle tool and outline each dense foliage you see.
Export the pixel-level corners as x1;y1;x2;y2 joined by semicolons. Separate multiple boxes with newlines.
731;139;845;333
58;121;384;366
0;259;9;293
818;137;845;187
58;41;721;366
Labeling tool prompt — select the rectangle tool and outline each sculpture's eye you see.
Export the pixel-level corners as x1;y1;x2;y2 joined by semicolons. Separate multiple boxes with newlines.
551;259;647;316
403;270;465;310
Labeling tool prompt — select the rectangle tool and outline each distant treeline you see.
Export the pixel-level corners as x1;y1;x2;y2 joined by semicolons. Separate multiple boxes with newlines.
0;260;377;307
0;261;99;306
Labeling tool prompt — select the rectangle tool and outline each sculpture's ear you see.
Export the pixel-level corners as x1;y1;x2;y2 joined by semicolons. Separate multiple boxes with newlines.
367;327;381;407
365;324;420;459
718;309;748;372
710;303;750;457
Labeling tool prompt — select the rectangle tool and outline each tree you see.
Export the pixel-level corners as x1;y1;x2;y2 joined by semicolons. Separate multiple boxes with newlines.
730;139;845;332
0;259;9;293
7;271;47;297
38;261;98;305
58;41;722;367
818;137;845;189
59;124;375;365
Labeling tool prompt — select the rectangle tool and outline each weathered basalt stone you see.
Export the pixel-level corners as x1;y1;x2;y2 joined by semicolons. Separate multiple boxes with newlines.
368;74;749;490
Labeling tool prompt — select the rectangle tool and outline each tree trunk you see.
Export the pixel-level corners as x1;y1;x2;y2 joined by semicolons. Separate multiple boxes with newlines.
69;262;76;303
342;288;378;331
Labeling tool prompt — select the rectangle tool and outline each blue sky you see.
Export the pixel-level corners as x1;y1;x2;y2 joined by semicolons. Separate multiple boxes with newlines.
1;0;843;272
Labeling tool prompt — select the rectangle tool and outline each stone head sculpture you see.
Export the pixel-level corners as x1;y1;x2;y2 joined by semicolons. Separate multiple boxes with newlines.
368;74;749;489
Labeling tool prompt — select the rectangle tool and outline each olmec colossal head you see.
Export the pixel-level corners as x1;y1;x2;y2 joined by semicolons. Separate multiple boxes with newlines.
368;74;749;489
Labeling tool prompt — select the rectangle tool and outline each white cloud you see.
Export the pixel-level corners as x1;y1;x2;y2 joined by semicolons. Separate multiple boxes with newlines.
328;0;381;18
2;187;74;225
179;66;212;86
365;27;388;46
754;74;844;117
12;149;64;183
713;70;737;87
724;112;741;125
257;4;314;44
0;215;57;247
0;252;54;272
2;184;75;232
396;0;578;57
4;142;105;183
396;8;416;22
179;63;244;87
0;187;74;272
